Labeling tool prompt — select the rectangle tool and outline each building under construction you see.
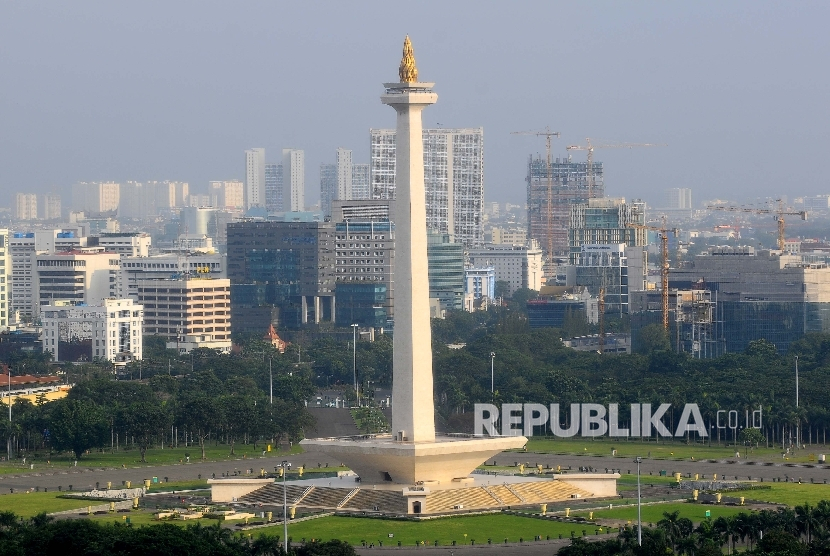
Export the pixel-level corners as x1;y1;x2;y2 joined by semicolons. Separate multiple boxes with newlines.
526;156;604;260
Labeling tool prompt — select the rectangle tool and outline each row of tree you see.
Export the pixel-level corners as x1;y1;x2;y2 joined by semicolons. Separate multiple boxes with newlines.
6;301;830;451
7;362;316;461
0;512;354;556
560;502;830;556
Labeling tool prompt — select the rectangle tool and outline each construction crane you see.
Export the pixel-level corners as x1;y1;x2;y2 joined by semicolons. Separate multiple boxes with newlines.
706;201;807;251
566;138;666;198
511;127;561;261
627;217;678;331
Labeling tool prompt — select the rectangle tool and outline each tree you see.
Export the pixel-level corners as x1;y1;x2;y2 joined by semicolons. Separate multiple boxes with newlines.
48;399;108;460
635;323;671;354
494;280;511;300
118;400;171;462
177;394;223;460
221;395;257;455
511;287;538;309
738;427;764;448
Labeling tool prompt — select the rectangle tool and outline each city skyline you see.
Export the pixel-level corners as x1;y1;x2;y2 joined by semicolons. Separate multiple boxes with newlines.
0;2;828;210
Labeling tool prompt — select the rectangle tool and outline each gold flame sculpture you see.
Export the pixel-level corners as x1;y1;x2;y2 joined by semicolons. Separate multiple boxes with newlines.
398;35;418;83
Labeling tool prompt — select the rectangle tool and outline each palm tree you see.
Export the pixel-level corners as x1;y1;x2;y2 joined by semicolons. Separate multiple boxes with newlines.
796;502;819;544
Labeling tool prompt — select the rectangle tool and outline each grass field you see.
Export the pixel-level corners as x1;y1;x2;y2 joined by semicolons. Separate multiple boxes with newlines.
573;502;750;525
728;483;830;506
0;443;305;475
523;437;828;464
253;514;616;546
0;491;102;518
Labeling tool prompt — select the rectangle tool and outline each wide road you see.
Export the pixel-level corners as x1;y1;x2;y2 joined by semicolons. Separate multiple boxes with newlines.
1;449;827;492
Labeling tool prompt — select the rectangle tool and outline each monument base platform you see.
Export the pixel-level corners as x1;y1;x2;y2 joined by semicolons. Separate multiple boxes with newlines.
219;473;619;516
300;434;527;485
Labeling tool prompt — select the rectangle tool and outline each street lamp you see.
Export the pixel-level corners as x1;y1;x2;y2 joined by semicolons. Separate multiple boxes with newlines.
489;352;496;395
281;460;291;553
795;355;799;449
269;357;273;406
635;456;642;547
351;324;359;406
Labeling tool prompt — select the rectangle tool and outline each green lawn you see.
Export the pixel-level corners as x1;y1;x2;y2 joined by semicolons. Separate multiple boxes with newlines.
728;483;830;507
573;502;750;525
0;443;304;475
253;514;616;546
523;437;828;464
0;492;103;518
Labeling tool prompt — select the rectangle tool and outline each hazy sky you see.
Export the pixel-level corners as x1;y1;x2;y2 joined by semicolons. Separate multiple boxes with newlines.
1;1;828;209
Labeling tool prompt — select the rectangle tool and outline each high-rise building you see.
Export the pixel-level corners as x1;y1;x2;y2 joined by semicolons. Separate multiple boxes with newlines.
320;163;337;219
227;221;335;328
370;127;484;247
41;298;143;364
151;181;189;212
15;194;38;220
264;164;282;213
282;149;305;212
245;148;266;209
526;156;604;259
336;148;353;201
426;231;465;312
332;199;395;324
10;230;84;317
71;182;120;213
351;163;370;200
566;244;631;317
467;241;544;295
209;180;244;210
34;248;120;315
119;182;156;219
136;277;231;353
568;198;646;263
664;247;830;354
0;229;9;330
119;252;225;299
665;188;692;210
40;194;62;220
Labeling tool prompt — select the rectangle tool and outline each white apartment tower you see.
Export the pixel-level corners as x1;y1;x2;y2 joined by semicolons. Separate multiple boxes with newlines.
665;188;693;210
336;148;353;201
209;180;245;210
351;164;370;200
40;194;62;220
71;182;120;213
282;148;305;212
370;127;484;247
15;194;38;220
320;163;337;218
0;230;9;329
245;148;266;209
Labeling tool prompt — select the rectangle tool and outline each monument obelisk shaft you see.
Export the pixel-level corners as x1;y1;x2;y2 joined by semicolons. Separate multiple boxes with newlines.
382;37;437;443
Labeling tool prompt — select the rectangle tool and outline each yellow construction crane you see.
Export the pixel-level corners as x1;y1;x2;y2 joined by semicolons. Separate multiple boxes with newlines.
566;138;666;198
706;201;807;251
627;217;678;331
511;127;561;261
